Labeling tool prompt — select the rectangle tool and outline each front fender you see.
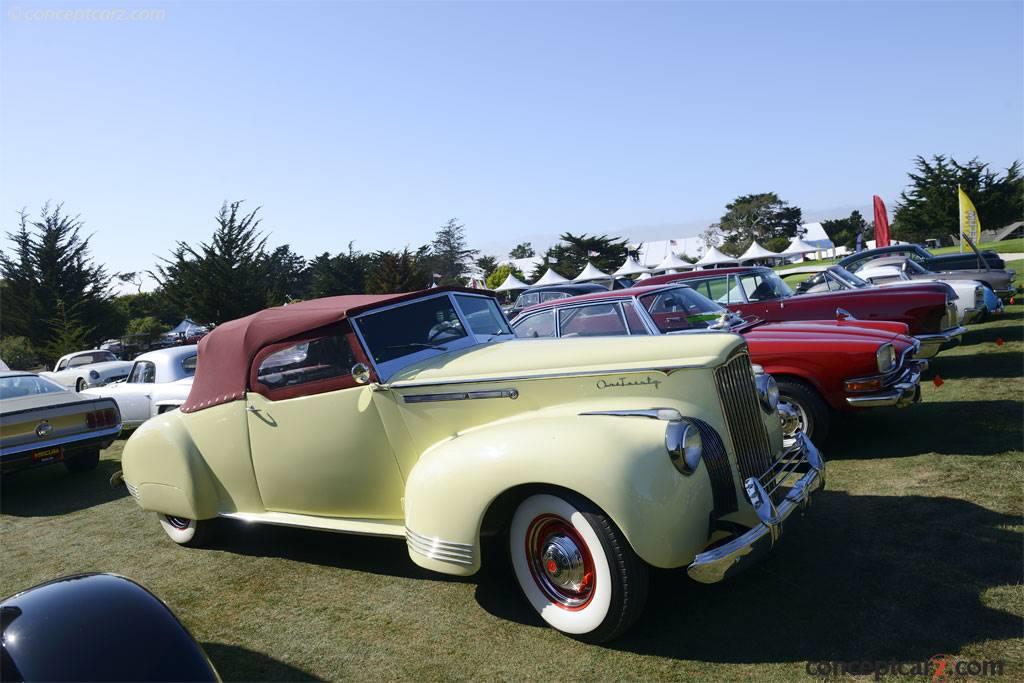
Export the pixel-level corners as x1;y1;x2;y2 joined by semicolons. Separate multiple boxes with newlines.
404;413;715;576
121;412;219;520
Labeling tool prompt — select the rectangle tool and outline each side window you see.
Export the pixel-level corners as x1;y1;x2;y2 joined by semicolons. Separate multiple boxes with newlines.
128;361;156;384
559;304;629;337
181;355;198;376
622;303;650;334
515;292;539;308
513;310;556;338
539;291;569;303
704;277;732;303
256;335;356;391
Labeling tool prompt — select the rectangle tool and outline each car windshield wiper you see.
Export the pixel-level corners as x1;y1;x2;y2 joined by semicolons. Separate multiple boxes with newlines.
379;342;448;352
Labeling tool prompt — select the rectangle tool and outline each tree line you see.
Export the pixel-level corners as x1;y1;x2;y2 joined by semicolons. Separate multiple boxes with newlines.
2;153;1019;367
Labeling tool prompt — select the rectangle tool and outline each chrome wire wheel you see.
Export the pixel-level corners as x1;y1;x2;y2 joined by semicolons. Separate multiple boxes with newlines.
525;514;596;610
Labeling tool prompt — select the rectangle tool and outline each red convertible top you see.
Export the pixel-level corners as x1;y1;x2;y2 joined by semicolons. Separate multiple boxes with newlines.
182;287;493;413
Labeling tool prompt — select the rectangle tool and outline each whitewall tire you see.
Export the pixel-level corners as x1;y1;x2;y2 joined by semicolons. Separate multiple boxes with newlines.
509;492;648;643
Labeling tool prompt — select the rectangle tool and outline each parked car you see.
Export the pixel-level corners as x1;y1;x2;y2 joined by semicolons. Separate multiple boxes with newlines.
122;286;824;642
511;283;925;443
837;242;1005;273
781;264;986;326
644;266;965;359
0;372;121;474
39;350;134;391
851;255;1016;302
82;345;197;430
506;283;612;320
1;573;219;682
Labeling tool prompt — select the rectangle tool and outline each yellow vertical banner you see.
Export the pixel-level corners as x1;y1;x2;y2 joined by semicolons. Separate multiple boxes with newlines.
958;186;981;251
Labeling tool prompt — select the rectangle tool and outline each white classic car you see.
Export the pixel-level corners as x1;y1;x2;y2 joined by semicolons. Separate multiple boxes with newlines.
40;350;134;392
855;260;1000;322
83;346;197;429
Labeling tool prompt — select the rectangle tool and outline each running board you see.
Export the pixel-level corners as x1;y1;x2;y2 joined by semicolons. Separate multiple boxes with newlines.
219;511;406;538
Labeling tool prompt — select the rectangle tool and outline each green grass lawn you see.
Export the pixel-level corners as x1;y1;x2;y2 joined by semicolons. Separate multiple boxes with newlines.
2;311;1022;681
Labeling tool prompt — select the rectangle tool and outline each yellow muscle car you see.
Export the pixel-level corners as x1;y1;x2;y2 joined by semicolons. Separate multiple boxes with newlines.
1;372;122;474
121;287;824;642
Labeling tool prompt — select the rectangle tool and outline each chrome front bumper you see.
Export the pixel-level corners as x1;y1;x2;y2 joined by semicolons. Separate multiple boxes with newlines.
961;308;983;325
914;325;967;359
845;360;927;408
687;433;825;584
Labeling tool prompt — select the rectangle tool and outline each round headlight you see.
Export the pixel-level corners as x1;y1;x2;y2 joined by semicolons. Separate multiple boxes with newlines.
89;370;100;380
665;419;702;475
876;343;896;373
755;373;780;412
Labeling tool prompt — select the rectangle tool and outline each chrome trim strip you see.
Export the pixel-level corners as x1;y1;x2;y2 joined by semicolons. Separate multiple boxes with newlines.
406;528;475;566
0;424;122;458
578;408;683;421
388;363;707;390
403;388;519;404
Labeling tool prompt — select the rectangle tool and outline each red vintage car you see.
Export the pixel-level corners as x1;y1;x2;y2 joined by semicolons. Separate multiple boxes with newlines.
643;266;965;359
511;283;926;443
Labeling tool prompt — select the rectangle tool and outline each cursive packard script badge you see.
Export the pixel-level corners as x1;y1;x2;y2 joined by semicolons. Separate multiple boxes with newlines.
596;376;662;391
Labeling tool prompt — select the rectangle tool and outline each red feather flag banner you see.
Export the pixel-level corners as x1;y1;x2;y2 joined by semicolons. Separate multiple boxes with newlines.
873;195;891;247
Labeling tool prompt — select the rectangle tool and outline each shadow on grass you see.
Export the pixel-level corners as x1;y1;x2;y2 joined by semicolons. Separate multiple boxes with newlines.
927;352;1023;379
825;400;1022;459
0;458;127;517
960;311;1023;347
212;521;471;584
598;490;1022;664
203;642;322;682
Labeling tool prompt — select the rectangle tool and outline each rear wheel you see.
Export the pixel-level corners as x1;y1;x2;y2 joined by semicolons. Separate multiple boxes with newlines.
777;378;830;445
158;514;218;547
509;492;648;643
64;448;100;473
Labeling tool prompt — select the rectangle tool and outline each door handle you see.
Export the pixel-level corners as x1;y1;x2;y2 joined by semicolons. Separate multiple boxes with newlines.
247;405;260;413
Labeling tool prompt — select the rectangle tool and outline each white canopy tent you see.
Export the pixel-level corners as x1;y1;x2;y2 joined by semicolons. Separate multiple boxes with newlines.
651;252;695;273
780;236;823;257
738;241;781;263
694;246;739;268
636;272;653;281
573;261;612;282
613;256;650;277
533;268;571;286
494;272;530;292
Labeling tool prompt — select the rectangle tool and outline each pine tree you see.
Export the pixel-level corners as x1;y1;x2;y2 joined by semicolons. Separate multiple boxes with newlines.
365;248;430;293
427;218;478;285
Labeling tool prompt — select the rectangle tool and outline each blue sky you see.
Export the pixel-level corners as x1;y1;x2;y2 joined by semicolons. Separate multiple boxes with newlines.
1;0;1021;285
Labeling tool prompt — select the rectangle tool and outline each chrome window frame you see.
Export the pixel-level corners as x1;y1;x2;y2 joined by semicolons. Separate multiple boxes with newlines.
351;291;509;383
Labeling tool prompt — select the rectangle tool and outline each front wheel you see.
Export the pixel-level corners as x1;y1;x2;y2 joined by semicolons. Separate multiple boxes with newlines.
75;377;87;392
158;514;218;547
509;492;648;643
777;378;830;445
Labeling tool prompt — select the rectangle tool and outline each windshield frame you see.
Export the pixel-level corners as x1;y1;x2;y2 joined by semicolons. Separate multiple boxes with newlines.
826;265;872;289
351;291;512;382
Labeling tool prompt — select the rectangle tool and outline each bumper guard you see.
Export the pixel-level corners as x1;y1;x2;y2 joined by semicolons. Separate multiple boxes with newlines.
845;360;927;408
914;325;967;359
687;432;825;584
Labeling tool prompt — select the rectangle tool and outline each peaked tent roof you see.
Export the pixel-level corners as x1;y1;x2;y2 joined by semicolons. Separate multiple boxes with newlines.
652;252;695;272
573;261;612;282
780;236;823;256
533;268;571;286
613;256;650;277
738;241;781;262
495;272;530;292
168;318;205;335
694;246;739;267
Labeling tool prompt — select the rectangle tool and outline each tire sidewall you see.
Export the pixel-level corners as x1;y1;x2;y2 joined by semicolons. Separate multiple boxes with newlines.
509;493;613;635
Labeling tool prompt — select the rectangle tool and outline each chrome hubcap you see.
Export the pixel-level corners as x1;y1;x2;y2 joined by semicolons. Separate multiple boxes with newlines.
778;397;810;443
526;515;595;609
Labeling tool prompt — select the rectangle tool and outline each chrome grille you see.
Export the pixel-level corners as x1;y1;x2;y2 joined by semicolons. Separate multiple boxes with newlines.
714;352;776;492
690;418;737;515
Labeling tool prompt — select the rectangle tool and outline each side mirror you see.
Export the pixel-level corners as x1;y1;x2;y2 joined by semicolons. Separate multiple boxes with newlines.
351;363;371;385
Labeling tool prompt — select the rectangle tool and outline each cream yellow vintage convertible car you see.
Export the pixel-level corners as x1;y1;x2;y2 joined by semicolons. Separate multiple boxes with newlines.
121;287;824;642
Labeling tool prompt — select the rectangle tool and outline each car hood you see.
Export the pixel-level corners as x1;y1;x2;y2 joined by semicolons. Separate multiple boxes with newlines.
743;321;910;346
386;333;744;387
